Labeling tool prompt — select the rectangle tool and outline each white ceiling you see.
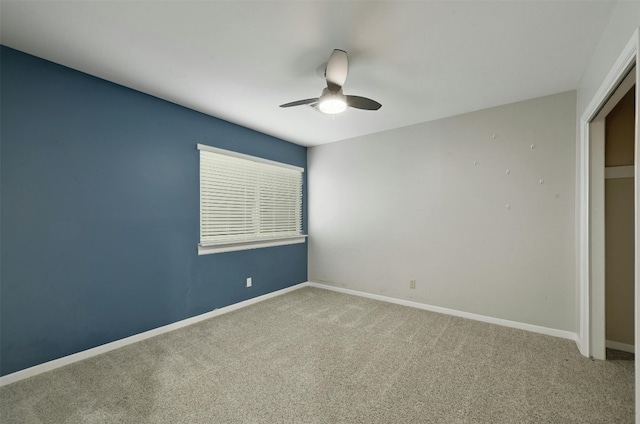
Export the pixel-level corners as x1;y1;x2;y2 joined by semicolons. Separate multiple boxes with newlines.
1;1;616;147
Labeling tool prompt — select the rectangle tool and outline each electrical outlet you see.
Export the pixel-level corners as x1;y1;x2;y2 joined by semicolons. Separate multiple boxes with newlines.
410;280;416;289
246;277;252;288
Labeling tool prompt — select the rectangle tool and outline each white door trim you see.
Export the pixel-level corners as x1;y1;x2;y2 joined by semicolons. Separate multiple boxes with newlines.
577;28;638;359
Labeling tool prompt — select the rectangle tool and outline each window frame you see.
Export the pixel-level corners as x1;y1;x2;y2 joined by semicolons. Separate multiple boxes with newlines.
197;143;306;255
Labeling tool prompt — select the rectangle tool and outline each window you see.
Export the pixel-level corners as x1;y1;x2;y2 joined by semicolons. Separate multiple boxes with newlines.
198;144;305;254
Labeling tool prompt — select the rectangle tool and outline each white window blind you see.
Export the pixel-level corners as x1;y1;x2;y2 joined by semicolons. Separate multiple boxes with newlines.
198;144;303;249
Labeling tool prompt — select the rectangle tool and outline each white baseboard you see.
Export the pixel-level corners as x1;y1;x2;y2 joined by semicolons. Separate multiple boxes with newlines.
2;281;581;387
606;340;635;353
0;282;308;387
307;282;579;342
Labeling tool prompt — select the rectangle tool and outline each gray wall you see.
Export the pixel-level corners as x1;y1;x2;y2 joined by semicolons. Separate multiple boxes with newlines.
308;91;577;332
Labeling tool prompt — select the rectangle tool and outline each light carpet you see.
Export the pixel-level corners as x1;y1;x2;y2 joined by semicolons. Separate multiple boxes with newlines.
0;287;634;423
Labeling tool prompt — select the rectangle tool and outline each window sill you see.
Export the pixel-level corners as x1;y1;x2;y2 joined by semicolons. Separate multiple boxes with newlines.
198;235;307;255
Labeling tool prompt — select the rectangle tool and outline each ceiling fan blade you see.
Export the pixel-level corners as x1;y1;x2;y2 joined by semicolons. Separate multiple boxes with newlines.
325;49;348;90
279;98;319;108
346;95;382;111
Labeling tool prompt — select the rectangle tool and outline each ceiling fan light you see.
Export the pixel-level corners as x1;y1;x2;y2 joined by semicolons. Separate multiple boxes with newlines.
319;97;347;114
318;89;347;114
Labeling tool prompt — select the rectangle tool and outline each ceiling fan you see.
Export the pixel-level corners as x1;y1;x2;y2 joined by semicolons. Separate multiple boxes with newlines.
279;49;382;114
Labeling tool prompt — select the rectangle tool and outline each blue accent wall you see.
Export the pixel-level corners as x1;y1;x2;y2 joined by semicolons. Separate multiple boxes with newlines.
0;46;308;376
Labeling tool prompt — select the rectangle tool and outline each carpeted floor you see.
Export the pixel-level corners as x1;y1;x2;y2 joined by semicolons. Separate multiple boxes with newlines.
607;348;634;362
0;287;634;423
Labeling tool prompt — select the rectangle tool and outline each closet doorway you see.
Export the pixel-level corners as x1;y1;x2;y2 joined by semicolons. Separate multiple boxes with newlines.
604;84;635;359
